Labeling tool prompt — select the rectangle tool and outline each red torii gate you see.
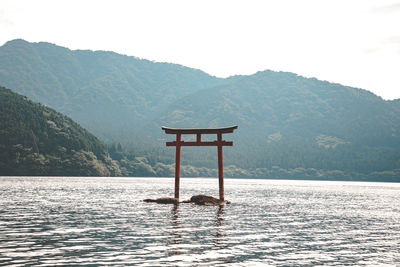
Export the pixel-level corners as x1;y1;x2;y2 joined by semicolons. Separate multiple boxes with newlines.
162;126;238;201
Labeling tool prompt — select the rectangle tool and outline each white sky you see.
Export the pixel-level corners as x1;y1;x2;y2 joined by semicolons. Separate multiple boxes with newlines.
1;0;399;99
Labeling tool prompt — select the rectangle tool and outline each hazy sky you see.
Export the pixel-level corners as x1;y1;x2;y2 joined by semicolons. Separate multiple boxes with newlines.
1;0;399;99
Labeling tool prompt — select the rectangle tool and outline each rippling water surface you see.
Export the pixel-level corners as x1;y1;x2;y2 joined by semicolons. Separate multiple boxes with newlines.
0;177;399;266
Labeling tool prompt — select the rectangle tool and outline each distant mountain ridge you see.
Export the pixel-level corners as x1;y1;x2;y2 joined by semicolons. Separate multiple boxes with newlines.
0;39;224;141
1;39;399;180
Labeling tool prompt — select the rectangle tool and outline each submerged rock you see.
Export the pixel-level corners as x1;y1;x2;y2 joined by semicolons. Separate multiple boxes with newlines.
183;195;230;206
143;197;179;205
143;195;230;205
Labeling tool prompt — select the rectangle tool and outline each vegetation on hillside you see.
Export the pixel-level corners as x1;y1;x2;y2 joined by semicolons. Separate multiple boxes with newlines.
0;86;120;176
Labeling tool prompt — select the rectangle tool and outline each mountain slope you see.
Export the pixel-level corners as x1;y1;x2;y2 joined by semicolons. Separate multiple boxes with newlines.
0;86;120;176
154;70;400;175
0;39;223;141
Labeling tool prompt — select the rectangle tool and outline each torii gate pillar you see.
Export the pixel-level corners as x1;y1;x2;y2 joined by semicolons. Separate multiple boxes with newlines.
162;126;238;201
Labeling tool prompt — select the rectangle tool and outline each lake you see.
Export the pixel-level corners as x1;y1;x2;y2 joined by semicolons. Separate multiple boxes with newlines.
0;177;399;266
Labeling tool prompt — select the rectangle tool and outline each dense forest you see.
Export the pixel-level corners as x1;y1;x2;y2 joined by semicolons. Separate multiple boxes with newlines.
1;39;400;181
0;86;120;176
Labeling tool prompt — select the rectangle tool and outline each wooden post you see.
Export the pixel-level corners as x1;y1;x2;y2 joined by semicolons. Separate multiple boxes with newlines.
196;133;201;143
174;133;181;199
217;133;224;201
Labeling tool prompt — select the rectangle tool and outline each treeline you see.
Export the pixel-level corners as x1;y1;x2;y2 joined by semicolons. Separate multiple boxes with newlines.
107;143;400;182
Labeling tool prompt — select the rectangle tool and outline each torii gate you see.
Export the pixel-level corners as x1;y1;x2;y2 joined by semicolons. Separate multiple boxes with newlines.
162;126;238;201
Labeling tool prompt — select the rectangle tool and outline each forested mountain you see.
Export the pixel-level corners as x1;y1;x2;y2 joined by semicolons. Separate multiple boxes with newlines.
1;39;400;181
0;39;223;142
0;86;120;176
150;71;400;180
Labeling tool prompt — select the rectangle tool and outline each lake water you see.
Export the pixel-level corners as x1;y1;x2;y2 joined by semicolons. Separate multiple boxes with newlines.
0;177;399;266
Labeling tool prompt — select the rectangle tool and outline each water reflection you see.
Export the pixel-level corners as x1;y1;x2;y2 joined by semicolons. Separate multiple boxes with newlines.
163;203;228;258
165;204;182;256
171;204;179;227
215;205;225;240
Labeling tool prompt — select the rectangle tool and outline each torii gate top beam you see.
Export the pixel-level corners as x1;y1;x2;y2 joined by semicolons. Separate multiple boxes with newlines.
162;126;238;147
161;125;238;135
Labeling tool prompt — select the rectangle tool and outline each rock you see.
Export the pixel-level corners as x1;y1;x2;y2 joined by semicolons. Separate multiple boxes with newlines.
183;195;230;206
143;195;230;205
143;197;179;205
